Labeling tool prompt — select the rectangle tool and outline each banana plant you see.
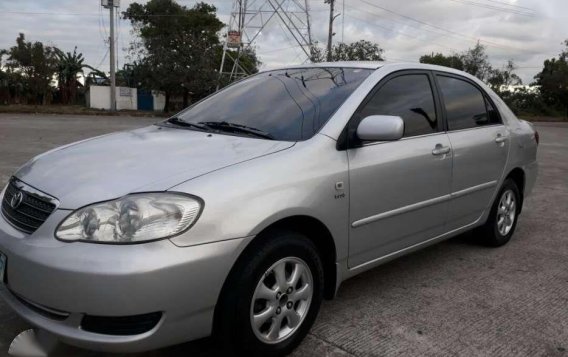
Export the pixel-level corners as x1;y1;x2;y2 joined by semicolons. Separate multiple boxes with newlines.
55;47;99;104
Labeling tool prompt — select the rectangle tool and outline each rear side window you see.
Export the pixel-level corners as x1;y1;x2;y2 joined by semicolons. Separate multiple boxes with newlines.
358;74;438;137
437;75;500;130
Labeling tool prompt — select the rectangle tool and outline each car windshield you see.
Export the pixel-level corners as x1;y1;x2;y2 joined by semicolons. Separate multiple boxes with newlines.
173;67;374;141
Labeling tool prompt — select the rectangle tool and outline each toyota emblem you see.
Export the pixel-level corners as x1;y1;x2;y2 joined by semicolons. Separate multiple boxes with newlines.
10;191;23;210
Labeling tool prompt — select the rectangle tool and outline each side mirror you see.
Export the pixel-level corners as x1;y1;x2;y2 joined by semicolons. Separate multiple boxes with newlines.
356;115;404;142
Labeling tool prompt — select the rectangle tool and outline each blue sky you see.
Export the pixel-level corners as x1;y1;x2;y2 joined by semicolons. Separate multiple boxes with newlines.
0;0;566;83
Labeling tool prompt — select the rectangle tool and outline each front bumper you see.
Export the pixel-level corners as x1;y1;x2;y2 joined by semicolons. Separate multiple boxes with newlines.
0;209;252;353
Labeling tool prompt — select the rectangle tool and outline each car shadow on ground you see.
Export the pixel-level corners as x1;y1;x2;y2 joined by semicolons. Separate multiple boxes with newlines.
51;336;220;357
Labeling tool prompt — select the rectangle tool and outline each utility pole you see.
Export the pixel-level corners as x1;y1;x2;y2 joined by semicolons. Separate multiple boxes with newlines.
103;0;119;111
325;0;339;62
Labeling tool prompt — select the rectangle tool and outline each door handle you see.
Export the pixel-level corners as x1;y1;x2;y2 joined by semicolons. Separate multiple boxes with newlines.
432;144;451;156
495;134;508;144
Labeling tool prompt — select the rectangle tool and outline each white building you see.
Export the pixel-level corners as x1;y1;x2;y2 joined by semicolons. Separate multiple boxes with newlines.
86;86;137;111
86;86;166;111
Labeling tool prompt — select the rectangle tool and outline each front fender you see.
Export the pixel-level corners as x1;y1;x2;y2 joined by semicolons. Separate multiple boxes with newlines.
168;135;350;262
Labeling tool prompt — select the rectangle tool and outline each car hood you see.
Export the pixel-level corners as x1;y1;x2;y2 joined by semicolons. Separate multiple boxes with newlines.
15;125;294;209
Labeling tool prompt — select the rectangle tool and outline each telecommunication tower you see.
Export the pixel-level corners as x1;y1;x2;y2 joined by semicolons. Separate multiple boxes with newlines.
217;0;314;88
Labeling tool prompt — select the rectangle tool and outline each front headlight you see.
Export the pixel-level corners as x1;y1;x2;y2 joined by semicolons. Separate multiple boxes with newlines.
56;193;203;243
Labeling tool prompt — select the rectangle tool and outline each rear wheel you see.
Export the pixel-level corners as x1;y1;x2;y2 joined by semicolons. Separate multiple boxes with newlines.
477;179;521;247
216;231;324;356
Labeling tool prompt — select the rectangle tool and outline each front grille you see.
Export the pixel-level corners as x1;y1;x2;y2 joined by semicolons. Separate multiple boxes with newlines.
1;178;57;234
81;312;163;336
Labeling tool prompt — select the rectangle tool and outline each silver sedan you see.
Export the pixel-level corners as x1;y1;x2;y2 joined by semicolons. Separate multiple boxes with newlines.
0;62;538;356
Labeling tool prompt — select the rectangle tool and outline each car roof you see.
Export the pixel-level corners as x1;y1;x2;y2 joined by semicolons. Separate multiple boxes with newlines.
266;61;467;74
264;61;385;71
265;61;484;86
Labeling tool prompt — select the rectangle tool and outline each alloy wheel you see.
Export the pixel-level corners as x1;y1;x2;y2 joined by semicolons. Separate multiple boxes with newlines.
497;189;516;236
250;257;313;344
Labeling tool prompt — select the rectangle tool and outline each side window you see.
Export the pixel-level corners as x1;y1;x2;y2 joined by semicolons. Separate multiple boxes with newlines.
358;74;438;137
437;75;499;130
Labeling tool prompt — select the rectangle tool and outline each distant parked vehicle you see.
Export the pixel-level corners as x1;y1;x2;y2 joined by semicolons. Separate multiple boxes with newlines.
0;62;538;356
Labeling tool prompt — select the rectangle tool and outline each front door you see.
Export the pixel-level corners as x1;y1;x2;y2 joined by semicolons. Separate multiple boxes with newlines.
347;72;452;268
435;74;510;230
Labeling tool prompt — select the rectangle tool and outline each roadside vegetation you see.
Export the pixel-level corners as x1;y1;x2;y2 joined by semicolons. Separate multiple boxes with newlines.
419;41;568;119
0;0;567;120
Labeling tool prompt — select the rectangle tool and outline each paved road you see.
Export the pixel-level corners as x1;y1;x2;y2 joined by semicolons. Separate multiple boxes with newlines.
0;114;567;357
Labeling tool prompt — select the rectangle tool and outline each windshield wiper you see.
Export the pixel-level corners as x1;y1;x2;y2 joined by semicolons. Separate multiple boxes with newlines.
166;117;210;131
198;121;274;140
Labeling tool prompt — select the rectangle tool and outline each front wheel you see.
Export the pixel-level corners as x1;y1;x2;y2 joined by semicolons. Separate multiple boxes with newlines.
216;231;324;356
477;178;521;247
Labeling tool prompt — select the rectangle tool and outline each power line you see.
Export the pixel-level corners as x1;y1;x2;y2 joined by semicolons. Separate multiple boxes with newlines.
95;48;110;70
478;0;535;11
1;11;100;16
342;1;558;71
346;12;548;75
94;2;110;74
259;44;304;54
448;0;535;16
0;10;237;17
343;13;459;53
98;3;108;43
346;2;481;50
277;21;306;62
354;0;545;54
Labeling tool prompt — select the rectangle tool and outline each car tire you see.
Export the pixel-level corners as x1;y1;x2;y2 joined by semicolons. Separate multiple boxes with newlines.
215;230;324;357
477;178;521;247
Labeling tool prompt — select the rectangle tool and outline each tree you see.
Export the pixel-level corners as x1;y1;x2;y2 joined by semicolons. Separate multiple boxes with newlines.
487;60;522;93
0;50;9;104
309;44;325;63
534;41;568;117
0;50;7;83
418;45;521;92
419;52;464;70
3;33;58;104
461;42;493;81
420;43;492;80
312;40;384;62
54;47;96;104
331;40;384;61
124;0;227;111
499;86;547;116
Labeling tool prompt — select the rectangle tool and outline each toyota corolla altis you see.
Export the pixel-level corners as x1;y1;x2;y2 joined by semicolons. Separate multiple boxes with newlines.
0;62;538;356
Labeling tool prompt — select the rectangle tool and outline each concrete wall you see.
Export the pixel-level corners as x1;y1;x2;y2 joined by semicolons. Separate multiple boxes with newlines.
87;86;138;110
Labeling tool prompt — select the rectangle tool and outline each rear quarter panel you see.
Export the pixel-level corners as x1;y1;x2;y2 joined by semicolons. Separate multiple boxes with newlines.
494;97;538;197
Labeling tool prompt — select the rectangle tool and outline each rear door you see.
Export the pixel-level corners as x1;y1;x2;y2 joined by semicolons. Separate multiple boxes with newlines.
435;73;509;230
347;71;452;267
